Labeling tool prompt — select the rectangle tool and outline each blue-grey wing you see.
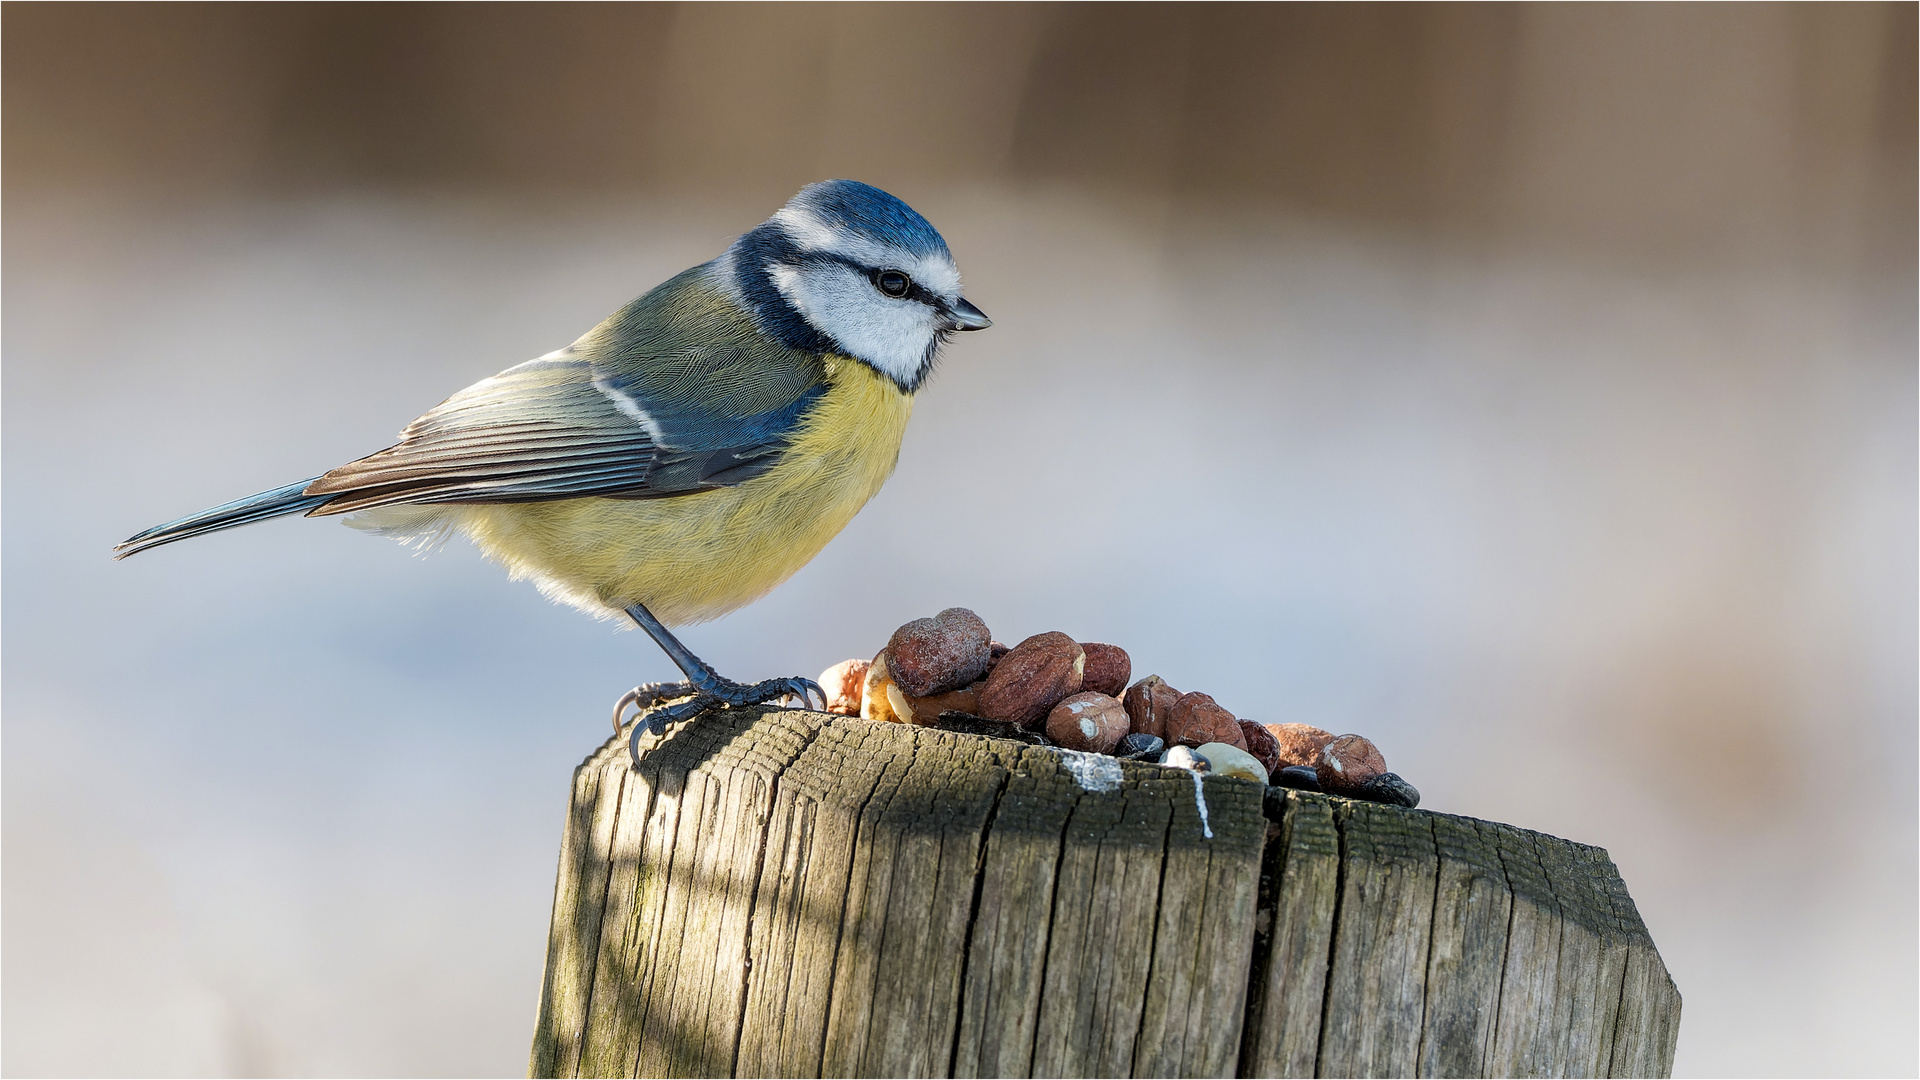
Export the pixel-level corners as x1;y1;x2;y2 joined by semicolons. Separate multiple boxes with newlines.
305;267;826;515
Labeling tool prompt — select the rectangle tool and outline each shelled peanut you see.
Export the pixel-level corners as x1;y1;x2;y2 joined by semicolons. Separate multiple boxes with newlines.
815;606;1420;809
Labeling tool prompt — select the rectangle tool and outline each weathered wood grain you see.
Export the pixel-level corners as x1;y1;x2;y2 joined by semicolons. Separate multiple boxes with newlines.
1316;799;1441;1077
1030;767;1172;1076
1130;772;1265;1078
822;731;1009;1077
735;722;899;1078
531;706;1680;1079
530;735;630;1078
1239;792;1340;1079
1534;834;1627;1079
1484;820;1568;1077
1232;794;1679;1080
1414;815;1511;1078
949;745;1086;1078
1590;846;1682;1079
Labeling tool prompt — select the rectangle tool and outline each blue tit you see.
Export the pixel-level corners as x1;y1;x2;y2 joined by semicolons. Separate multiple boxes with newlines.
115;180;991;754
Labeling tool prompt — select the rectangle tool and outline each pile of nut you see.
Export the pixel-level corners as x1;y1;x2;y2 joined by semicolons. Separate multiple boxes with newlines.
817;608;1419;808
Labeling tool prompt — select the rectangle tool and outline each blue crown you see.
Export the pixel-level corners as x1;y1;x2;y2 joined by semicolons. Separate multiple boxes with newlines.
787;180;950;260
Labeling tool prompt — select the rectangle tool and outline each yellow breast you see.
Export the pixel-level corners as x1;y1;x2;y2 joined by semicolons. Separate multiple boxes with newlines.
451;356;913;625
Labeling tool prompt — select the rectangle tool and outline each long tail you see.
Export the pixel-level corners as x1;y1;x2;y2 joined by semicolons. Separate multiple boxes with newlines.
113;477;331;559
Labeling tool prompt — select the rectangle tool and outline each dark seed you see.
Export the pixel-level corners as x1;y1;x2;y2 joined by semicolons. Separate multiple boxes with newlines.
1274;765;1322;791
1116;732;1165;762
1356;772;1420;808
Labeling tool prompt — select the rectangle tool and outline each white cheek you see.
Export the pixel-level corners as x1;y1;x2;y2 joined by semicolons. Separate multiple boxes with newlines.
773;264;939;385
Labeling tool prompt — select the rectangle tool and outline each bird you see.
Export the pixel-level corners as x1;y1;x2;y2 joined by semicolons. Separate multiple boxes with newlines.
114;180;991;759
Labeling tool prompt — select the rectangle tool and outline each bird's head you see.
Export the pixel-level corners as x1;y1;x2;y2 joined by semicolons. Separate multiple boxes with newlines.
721;180;990;393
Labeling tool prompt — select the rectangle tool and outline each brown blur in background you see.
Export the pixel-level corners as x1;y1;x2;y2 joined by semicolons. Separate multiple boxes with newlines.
5;4;1914;1076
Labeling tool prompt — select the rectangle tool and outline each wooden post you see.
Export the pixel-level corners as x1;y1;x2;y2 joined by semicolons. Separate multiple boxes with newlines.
529;706;1679;1079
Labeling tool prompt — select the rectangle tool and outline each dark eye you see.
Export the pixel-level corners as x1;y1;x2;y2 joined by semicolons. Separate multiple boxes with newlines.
874;270;912;298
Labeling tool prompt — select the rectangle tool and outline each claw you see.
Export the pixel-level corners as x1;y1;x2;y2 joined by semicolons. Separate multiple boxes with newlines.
611;688;642;735
611;680;694;734
628;693;718;768
788;677;826;711
627;713;647;768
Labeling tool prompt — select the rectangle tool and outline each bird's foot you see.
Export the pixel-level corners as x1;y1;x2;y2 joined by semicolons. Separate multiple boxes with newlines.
688;670;826;714
622;693;721;769
614;673;825;769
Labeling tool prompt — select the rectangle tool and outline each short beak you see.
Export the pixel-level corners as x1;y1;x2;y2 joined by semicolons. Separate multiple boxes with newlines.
946;298;992;331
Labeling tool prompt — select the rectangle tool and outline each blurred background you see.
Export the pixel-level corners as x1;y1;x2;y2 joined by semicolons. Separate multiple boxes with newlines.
4;3;1913;1076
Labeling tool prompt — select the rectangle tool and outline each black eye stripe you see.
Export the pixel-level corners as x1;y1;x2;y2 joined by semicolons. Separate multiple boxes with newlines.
876;270;944;309
790;251;942;307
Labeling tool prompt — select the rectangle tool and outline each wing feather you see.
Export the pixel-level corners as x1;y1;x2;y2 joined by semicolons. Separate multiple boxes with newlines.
301;267;828;514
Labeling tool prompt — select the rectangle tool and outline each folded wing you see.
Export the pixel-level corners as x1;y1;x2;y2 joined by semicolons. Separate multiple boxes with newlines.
304;266;829;515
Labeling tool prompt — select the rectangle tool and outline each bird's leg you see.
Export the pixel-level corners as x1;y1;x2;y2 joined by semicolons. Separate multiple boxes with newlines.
619;602;825;741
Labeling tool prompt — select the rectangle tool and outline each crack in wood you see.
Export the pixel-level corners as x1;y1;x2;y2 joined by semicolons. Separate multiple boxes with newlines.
944;768;1012;1079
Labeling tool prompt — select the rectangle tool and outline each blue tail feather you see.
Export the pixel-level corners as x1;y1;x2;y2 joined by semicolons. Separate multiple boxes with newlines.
113;478;331;559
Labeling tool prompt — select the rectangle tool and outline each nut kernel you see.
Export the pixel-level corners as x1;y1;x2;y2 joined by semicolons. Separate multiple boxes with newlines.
819;659;870;716
1122;675;1180;739
887;607;992;697
1166;691;1246;749
977;632;1085;729
1316;733;1388;794
1078;643;1132;697
1044;691;1128;753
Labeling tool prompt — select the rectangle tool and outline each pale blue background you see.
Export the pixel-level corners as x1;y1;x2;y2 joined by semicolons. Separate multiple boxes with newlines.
5;5;1915;1076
